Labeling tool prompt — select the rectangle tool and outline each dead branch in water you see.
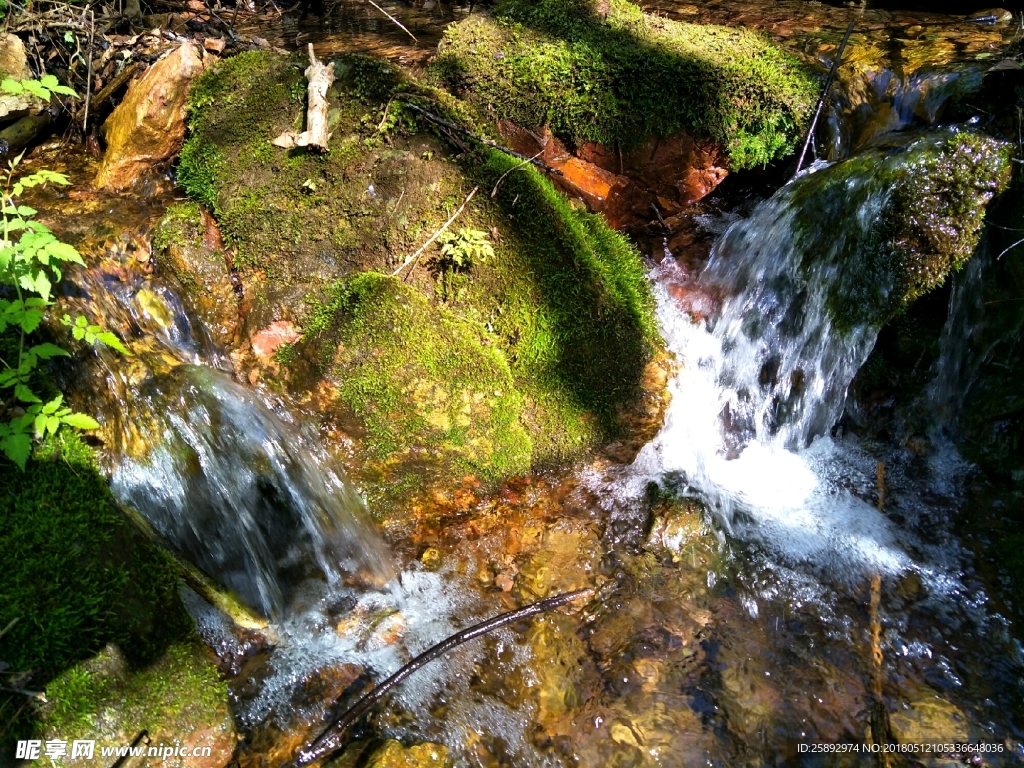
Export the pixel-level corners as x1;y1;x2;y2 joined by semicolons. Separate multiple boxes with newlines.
365;0;417;43
293;587;595;766
392;185;477;279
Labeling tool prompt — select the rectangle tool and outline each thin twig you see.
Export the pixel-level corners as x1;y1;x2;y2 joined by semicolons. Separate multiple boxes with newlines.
0;617;18;640
294;588;594;766
401;102;563;176
794;21;854;177
0;686;45;701
491;149;543;197
392;185;477;279
365;0;417;43
82;9;95;134
997;235;1024;260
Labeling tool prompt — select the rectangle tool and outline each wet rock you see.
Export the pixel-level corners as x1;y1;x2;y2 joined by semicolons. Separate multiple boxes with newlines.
40;642;237;768
152;202;238;346
95;41;206;191
966;8;1012;24
252;320;301;360
890;692;968;748
364;740;450;768
0;34;46;122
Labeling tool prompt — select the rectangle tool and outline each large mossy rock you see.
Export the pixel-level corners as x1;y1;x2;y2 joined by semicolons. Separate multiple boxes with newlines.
175;51;658;511
433;0;818;170
39;642;236;768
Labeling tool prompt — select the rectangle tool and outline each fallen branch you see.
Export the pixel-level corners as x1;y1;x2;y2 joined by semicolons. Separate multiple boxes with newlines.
401;102;563;177
273;43;334;151
491;149;543;197
392;185;477;279
294;587;594;766
0;113;51;159
365;0;417;43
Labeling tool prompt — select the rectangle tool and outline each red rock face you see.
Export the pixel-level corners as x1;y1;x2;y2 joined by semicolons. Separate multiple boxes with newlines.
251;320;302;360
499;122;728;230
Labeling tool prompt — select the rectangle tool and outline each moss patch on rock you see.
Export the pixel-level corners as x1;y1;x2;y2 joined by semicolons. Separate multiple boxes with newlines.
177;51;658;510
0;427;192;747
39;641;234;768
305;273;531;484
789;131;1012;332
433;0;818;169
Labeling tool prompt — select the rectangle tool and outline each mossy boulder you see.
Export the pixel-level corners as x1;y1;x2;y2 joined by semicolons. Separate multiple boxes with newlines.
39;642;235;768
152;201;239;346
176;51;658;511
433;0;818;170
788;132;1012;332
0;429;192;750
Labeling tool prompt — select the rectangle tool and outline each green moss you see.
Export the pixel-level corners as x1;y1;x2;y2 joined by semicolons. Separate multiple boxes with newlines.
152;201;202;254
307;273;532;482
179;51;658;509
40;641;232;763
787;132;1012;332
433;0;818;169
0;429;191;744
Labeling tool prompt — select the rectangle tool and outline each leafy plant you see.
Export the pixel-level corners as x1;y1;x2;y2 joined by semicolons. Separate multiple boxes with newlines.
0;105;130;468
436;227;494;271
1;74;77;102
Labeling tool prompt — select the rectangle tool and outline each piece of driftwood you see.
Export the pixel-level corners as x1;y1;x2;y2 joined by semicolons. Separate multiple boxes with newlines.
273;43;334;151
293;587;595;766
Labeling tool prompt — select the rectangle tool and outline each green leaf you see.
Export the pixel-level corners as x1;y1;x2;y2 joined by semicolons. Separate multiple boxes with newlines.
16;205;36;216
33;413;46;437
75;315;87;328
60;412;100;430
93;331;132;356
21;80;50;101
50;85;78;98
41;394;63;414
29;343;69;359
18;308;44;333
45;414;60;436
63;31;75;44
32;269;51;301
14;383;40;403
1;78;23;95
44;240;83;263
1;432;32;470
40;74;58;89
72;326;85;341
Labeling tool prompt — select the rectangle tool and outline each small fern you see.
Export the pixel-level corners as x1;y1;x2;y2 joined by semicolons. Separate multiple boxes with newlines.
436;227;494;271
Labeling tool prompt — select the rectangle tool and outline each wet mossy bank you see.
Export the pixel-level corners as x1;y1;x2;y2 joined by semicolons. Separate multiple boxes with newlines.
434;0;819;170
0;425;225;756
171;50;661;513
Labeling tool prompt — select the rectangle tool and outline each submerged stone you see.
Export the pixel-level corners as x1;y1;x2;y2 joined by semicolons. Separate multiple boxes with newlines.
364;740;450;768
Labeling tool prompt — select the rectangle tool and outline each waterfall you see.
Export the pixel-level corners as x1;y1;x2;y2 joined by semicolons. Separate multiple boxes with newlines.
611;131;1007;586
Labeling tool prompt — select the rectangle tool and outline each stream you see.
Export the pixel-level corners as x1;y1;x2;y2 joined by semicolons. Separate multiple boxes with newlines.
19;0;1024;765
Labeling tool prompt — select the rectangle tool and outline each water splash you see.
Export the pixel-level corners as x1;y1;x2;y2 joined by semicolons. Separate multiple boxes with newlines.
112;365;396;617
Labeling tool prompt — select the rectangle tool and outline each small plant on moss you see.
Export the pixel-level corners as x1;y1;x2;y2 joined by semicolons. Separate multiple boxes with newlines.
0;113;130;468
437;227;494;271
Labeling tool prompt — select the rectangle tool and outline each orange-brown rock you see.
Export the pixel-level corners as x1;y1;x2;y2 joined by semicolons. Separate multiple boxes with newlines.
499;122;728;230
95;41;206;191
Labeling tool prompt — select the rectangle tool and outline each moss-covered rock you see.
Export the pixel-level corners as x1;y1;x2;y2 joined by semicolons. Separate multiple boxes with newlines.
0;429;192;749
39;642;235;768
304;272;531;485
788;132;1012;332
433;0;818;170
152;201;239;346
176;51;659;512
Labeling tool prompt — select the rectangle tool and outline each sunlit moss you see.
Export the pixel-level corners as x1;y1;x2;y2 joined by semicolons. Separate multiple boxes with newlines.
433;0;818;169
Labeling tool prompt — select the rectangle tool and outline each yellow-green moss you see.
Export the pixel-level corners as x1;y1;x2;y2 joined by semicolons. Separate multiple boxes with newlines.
306;273;531;483
176;51;658;507
39;642;233;767
433;0;818;169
